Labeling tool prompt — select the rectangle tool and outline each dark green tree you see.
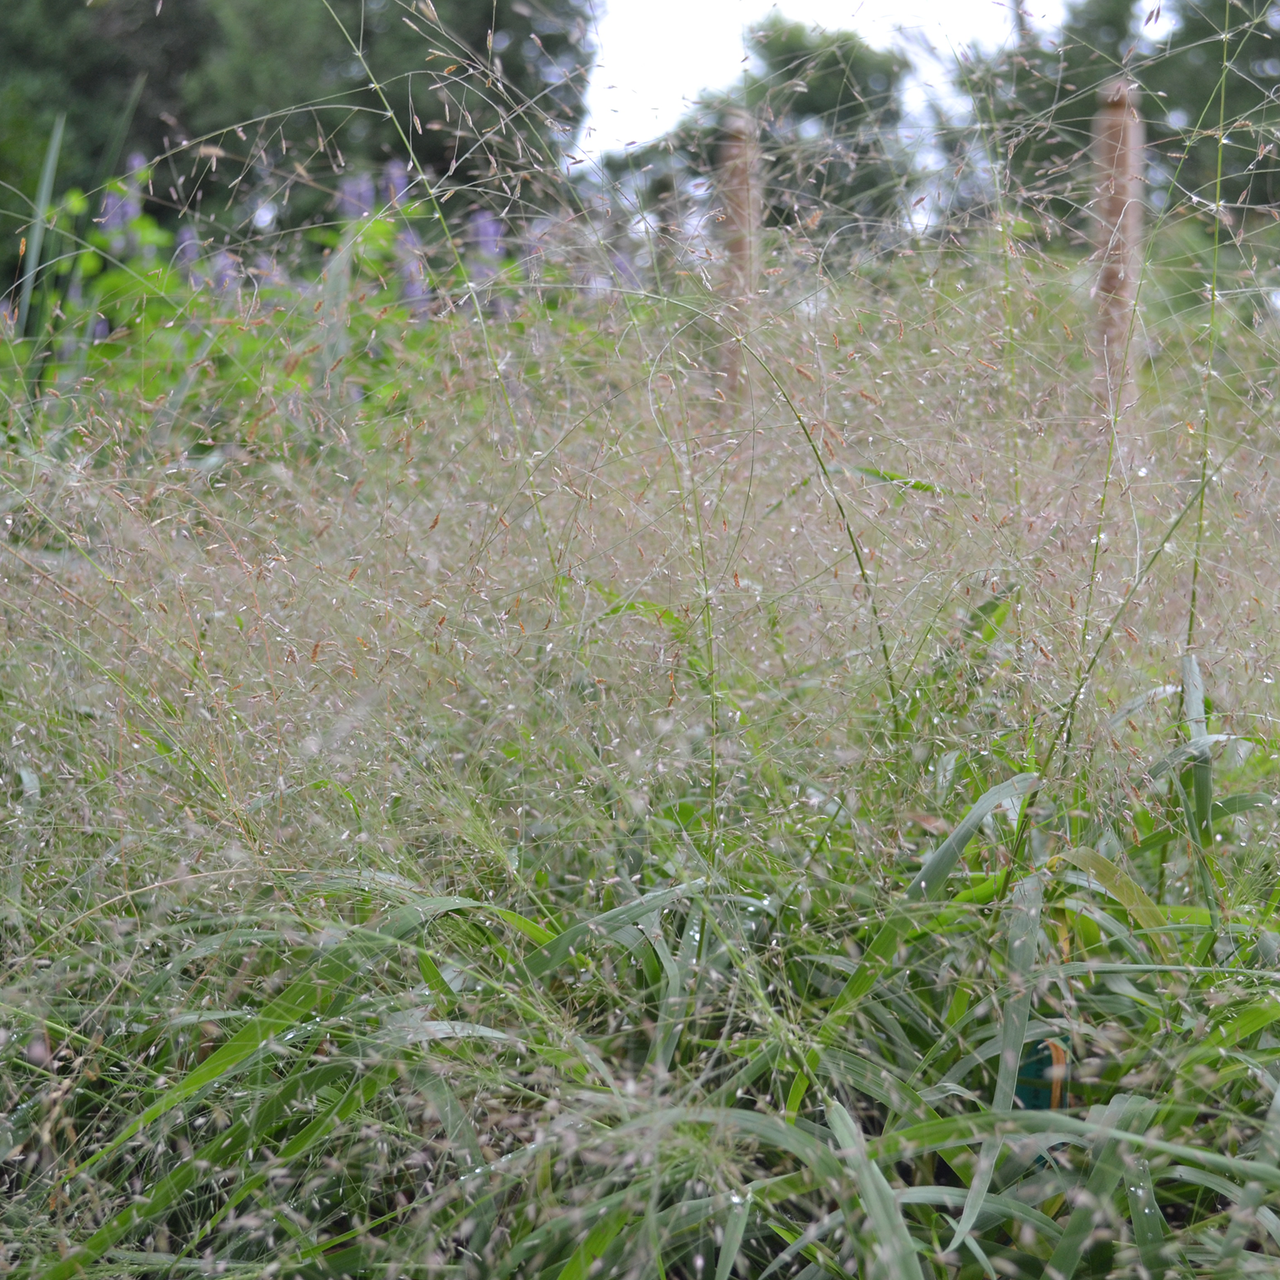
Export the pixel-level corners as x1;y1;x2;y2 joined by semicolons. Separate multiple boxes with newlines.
0;0;592;286
0;0;215;231
958;0;1280;228
1143;0;1280;208
744;13;907;231
954;0;1135;229
184;0;593;211
601;15;908;251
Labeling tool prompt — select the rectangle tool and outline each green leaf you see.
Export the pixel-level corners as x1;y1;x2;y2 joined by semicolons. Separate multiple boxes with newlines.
556;1206;630;1280
1257;1074;1280;1168
828;1100;925;1280
490;906;558;945
847;465;960;495
1183;654;1213;839
1058;847;1173;963
1163;1167;1280;1248
1044;1094;1157;1280
908;773;1038;904
1107;684;1179;730
35;1057;368;1280
715;1198;750;1280
826;773;1038;1018
946;873;1042;1252
1124;1155;1173;1279
1212;793;1273;820
16;113;65;338
526;882;698;976
652;902;700;1071
1149;734;1232;779
898;1187;1061;1241
818;1046;937;1127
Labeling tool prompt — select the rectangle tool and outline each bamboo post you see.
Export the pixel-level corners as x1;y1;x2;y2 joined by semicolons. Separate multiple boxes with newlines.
719;108;761;404
1091;78;1145;418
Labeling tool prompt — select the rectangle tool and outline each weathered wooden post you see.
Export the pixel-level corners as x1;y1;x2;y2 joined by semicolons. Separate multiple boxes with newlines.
719;108;762;404
1092;78;1144;418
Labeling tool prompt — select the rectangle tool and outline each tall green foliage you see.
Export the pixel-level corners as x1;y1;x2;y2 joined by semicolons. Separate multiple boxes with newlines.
0;0;592;286
184;0;592;200
963;0;1280;229
956;0;1135;230
0;0;214;228
1144;0;1280;208
744;15;907;230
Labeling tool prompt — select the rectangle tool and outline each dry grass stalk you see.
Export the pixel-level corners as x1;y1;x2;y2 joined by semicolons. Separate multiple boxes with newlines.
1091;77;1145;419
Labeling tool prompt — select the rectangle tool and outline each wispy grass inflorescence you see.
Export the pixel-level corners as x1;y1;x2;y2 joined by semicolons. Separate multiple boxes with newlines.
2;5;1280;1278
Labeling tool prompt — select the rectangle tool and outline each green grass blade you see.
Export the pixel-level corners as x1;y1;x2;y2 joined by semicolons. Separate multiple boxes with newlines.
556;1206;630;1280
946;873;1042;1252
827;773;1037;1017
1059;847;1173;963
1211;793;1273;820
1260;1076;1280;1168
907;773;1039;904
15;113;64;339
1183;654;1214;839
818;1046;937;1126
758;1213;843;1280
714;1197;750;1280
1214;1180;1265;1275
1044;1095;1157;1280
526;883;699;977
828;1100;924;1280
653;901;700;1071
899;1187;1061;1240
1124;1155;1173;1279
1164;1167;1280;1249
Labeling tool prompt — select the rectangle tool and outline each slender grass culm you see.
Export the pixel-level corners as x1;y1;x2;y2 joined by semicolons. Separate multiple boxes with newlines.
3;1;1280;1278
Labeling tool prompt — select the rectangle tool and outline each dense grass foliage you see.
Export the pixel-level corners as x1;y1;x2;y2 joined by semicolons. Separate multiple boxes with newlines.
5;78;1280;1279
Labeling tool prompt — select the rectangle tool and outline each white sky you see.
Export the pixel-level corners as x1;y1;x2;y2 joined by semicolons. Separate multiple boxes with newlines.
577;0;1070;157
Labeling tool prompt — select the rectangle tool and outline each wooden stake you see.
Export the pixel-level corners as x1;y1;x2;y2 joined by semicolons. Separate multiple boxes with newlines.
1092;78;1145;419
719;108;761;404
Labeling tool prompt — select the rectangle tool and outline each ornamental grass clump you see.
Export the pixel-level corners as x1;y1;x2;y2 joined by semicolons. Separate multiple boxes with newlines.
2;7;1280;1277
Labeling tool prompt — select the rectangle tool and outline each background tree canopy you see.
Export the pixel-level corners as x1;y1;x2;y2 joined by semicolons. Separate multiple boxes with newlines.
597;13;909;280
744;15;907;231
9;0;1280;294
0;0;593;282
1142;0;1280;209
965;0;1280;230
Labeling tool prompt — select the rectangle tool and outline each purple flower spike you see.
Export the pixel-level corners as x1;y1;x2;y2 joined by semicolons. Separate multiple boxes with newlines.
384;160;413;208
337;172;375;220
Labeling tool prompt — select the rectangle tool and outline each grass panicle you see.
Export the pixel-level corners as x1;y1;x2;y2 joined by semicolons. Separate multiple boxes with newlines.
2;8;1280;1279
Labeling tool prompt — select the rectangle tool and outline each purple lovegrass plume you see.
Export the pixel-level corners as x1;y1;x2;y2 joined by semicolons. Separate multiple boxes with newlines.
396;230;432;320
98;188;130;238
611;249;641;290
383;163;430;317
99;153;148;257
466;210;511;316
250;255;289;287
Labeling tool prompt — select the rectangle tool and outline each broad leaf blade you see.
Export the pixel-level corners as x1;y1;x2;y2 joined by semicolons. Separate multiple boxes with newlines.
828;1100;924;1280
